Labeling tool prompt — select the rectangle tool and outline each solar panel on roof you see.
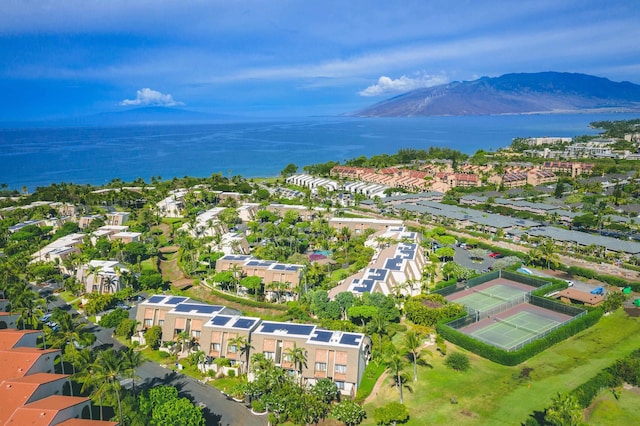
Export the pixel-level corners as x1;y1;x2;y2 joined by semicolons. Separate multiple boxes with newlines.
286;265;300;271
166;297;187;305
174;304;219;314
312;330;333;342
260;322;314;335
233;318;257;329
273;264;285;270
147;295;165;304
210;315;232;326
385;258;403;271
340;333;362;346
246;260;260;266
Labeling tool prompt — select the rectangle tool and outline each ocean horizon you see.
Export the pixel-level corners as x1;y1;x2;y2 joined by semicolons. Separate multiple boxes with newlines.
1;113;639;192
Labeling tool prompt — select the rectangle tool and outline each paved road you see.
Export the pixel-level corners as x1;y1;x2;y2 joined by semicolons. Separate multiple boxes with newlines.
40;290;265;426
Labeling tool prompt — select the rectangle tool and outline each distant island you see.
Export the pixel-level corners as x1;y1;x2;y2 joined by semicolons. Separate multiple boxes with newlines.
353;72;640;117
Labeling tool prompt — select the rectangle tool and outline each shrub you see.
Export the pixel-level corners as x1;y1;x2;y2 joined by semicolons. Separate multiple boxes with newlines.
115;318;138;339
445;352;471;372
251;399;266;413
98;308;129;328
145;325;163;350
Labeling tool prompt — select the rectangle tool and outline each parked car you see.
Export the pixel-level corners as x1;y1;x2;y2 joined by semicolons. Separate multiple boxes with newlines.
115;302;131;310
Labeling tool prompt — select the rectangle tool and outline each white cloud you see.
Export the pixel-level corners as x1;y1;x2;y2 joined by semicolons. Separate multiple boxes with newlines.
359;73;448;96
121;88;184;106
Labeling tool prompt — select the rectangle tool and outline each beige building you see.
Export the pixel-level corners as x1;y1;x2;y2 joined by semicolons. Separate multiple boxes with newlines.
215;255;303;301
134;295;370;395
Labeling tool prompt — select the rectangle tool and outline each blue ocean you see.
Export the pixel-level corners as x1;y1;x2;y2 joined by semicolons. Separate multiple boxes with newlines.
1;113;638;191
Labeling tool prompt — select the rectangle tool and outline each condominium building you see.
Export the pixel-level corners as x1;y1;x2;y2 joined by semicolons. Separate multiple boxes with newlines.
134;295;370;396
215;255;303;301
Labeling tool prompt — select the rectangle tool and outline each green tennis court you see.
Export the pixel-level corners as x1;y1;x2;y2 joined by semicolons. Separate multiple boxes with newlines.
470;310;562;351
454;284;527;313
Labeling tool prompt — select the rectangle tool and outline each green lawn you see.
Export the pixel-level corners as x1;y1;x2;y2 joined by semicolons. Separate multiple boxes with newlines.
363;310;640;425
586;388;640;425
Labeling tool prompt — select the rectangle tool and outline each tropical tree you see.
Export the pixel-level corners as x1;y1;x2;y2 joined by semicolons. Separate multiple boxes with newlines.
385;347;412;404
403;330;432;382
121;347;144;393
228;335;253;375
48;310;93;377
284;342;308;386
93;348;127;424
544;393;582;426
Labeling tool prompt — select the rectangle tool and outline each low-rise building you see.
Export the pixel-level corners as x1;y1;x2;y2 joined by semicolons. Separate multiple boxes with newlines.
77;260;128;295
134;296;370;396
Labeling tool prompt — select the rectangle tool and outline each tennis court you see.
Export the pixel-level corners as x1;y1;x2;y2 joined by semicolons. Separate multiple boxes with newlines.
469;309;564;351
451;284;529;314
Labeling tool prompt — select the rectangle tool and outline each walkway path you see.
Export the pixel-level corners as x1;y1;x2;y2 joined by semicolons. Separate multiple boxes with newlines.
364;369;389;405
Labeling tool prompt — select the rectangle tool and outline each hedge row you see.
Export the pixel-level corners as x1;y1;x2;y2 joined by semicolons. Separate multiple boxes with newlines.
208;287;288;311
567;265;640;290
531;280;568;297
524;348;640;425
436;308;603;366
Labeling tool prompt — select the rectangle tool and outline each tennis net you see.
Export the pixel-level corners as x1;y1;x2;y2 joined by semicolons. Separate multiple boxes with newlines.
494;317;539;334
473;288;509;301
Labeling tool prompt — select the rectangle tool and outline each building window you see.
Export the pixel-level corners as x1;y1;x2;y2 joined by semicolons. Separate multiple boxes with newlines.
336;381;345;390
211;343;221;352
158;320;164;326
228;344;238;354
282;354;291;363
264;351;275;360
335;364;347;374
191;330;200;339
315;362;327;372
144;319;152;327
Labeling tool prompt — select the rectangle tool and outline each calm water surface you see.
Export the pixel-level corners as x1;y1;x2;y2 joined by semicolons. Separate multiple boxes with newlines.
1;114;638;191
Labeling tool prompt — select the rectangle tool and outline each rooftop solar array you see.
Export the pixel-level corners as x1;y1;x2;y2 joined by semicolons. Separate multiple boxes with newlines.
147;295;165;304
397;243;417;260
222;255;251;261
166;296;188;305
340;333;362;346
173;303;222;315
384;258;404;271
350;278;375;293
233;318;258;329
258;322;314;336
210;315;232;326
310;330;333;343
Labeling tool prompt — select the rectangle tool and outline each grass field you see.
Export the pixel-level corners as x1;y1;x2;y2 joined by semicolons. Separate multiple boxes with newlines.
362;310;640;425
585;387;640;425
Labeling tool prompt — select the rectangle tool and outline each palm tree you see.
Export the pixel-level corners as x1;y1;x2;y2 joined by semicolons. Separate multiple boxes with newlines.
101;274;117;294
284;342;308;386
403;330;432;382
93;348;127;424
85;263;103;293
384;350;412;404
228;335;253;375
13;289;46;330
48;311;91;379
121;347;143;393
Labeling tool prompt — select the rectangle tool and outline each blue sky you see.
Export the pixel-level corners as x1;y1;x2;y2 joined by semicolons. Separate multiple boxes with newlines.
1;0;639;120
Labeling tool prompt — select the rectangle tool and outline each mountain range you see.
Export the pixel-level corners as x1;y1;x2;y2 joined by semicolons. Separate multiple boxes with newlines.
353;72;640;117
